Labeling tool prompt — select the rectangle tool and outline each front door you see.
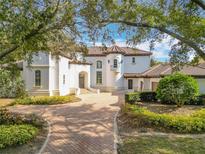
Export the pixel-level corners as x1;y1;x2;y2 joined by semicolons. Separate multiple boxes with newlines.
128;79;133;90
79;74;85;88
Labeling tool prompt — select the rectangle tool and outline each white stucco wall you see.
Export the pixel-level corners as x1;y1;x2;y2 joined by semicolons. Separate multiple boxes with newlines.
30;52;49;65
58;56;70;96
124;56;150;73
23;52;50;96
86;54;150;91
124;78;139;92
68;64;91;91
86;56;107;90
196;79;205;94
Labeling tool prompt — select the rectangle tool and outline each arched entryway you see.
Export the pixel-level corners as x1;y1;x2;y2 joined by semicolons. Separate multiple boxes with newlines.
79;71;88;88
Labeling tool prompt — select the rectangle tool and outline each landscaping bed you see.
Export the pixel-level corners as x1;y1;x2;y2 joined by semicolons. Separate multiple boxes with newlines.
0;108;48;154
138;102;204;115
121;104;205;133
14;95;80;105
117;103;205;154
0;124;38;149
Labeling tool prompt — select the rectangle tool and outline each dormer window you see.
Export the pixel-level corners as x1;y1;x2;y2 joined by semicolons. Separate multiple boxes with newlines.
96;60;102;69
132;57;136;63
113;59;118;68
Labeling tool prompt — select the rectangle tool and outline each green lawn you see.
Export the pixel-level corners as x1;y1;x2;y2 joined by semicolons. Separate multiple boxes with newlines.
118;136;205;154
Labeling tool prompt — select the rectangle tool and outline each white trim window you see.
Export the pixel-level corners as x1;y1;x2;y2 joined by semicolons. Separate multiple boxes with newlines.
96;60;102;69
96;71;102;84
113;59;118;68
35;70;41;86
132;57;136;63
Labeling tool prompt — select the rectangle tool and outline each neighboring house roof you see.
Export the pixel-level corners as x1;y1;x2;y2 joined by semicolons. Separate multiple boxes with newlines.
69;60;92;65
124;63;205;78
86;45;152;56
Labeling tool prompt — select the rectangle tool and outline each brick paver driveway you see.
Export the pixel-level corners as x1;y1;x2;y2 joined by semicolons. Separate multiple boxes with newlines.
9;93;120;154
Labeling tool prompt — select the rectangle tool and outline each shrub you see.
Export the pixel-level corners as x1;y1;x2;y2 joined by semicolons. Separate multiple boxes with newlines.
125;92;140;103
156;73;199;107
0;108;45;127
0;69;27;98
125;92;157;103
125;104;205;133
140;92;157;102
14;95;79;105
0;108;23;125
186;94;205;105
0;124;38;149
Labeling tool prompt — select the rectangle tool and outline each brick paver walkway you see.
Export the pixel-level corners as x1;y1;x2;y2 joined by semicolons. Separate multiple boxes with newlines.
9;93;120;154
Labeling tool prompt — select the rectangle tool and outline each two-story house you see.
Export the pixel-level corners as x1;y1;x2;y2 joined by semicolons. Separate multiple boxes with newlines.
22;45;152;96
85;45;152;91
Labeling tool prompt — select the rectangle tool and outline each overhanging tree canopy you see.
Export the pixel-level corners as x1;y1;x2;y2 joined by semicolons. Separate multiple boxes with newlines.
81;0;205;65
0;0;90;64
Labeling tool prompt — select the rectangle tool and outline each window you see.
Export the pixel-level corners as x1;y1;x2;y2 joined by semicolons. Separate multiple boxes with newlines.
128;79;133;89
35;70;41;86
132;57;135;63
96;71;102;84
96;60;102;69
140;81;144;91
113;59;118;68
63;75;65;84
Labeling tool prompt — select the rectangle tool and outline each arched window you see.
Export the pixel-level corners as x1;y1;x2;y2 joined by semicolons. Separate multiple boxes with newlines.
113;59;118;68
35;70;41;86
96;60;102;69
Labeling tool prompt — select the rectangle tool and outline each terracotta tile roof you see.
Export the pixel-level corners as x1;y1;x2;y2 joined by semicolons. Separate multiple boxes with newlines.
162;64;205;77
124;63;205;78
69;60;92;65
86;45;152;56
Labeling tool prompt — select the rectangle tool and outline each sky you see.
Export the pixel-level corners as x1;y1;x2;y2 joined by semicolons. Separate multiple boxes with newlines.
82;24;174;62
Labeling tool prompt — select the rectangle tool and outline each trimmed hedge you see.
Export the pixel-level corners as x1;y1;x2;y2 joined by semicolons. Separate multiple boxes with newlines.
0;124;38;149
14;95;80;105
125;92;157;103
125;92;205;105
140;92;157;102
125;92;140;103
125;104;205;133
